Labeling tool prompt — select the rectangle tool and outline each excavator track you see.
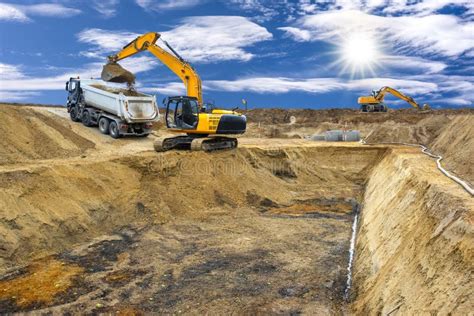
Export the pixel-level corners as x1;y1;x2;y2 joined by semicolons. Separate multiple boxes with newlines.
191;137;238;152
154;136;238;152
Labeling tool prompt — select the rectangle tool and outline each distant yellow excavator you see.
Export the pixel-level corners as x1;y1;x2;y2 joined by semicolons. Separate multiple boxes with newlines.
102;32;246;151
358;86;430;112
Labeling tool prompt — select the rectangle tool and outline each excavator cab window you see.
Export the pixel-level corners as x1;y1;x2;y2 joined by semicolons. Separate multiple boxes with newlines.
165;97;199;130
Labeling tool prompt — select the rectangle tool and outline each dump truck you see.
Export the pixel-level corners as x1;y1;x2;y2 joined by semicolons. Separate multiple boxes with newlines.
65;78;159;138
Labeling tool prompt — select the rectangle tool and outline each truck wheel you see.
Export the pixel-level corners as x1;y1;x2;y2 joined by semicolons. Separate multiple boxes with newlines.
98;117;110;134
70;106;81;122
82;110;92;127
109;121;121;139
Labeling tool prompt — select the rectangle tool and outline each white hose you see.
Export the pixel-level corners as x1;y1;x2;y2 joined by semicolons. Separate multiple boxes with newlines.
344;213;359;301
360;138;474;196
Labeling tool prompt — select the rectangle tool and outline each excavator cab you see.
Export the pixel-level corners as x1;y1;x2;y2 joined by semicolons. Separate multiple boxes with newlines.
165;96;199;130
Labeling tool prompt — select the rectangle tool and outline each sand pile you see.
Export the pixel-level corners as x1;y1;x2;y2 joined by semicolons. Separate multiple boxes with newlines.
90;84;144;97
0;106;94;164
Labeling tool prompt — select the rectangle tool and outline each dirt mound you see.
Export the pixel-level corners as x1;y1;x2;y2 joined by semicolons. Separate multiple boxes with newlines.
244;108;473;126
0;105;95;164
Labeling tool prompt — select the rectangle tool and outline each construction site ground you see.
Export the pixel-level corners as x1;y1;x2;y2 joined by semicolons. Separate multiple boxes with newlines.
0;104;472;314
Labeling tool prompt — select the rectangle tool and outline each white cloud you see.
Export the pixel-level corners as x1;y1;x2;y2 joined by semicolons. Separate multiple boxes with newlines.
0;2;81;22
77;28;137;54
135;0;201;10
0;91;40;102
203;76;437;95
21;3;81;17
118;56;160;74
77;16;272;63
0;63;25;79
141;82;186;96
227;0;281;22
278;26;311;41
0;57;157;93
381;55;447;74
381;0;474;16
280;9;474;57
0;3;29;21
161;16;272;62
91;0;119;18
297;0;474;16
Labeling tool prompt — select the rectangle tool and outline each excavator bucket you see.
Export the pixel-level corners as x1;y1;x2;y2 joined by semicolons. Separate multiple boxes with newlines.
101;62;135;85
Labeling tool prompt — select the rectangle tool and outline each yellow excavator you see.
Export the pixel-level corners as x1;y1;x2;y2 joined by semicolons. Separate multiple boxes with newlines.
101;32;246;151
358;86;430;112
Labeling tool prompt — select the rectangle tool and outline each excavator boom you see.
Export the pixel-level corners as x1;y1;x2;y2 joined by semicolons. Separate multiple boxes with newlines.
103;32;203;105
375;87;421;109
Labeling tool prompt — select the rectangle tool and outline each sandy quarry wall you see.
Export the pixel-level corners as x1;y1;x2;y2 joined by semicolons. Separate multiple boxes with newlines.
430;115;474;185
352;148;474;314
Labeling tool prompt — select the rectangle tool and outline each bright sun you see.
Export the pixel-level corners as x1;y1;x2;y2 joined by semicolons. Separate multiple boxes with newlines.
337;32;381;78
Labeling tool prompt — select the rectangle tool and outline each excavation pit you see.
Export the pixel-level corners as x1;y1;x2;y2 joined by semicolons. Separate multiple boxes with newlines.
0;135;472;314
261;198;358;220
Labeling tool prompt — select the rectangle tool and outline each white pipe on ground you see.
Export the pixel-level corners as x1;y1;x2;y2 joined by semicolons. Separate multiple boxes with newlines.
360;138;474;196
344;213;359;301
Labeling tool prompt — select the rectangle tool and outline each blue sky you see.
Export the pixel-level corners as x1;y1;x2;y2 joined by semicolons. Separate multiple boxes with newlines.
0;0;473;109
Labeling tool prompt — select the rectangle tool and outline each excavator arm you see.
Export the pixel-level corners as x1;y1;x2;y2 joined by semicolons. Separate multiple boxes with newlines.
105;32;203;105
374;86;423;110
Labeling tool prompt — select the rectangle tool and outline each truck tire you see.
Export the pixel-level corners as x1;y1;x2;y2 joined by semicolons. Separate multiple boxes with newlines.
109;121;121;139
98;117;110;134
82;110;93;127
70;106;81;122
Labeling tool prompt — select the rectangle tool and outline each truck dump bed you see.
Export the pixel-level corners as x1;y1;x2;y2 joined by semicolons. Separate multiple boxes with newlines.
81;81;159;123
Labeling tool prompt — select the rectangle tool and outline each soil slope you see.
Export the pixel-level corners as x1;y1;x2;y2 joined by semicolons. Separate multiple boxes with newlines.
0;106;94;164
353;147;473;314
